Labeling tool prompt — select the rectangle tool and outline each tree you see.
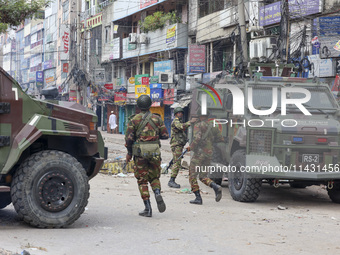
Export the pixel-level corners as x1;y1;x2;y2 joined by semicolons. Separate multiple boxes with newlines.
0;0;49;33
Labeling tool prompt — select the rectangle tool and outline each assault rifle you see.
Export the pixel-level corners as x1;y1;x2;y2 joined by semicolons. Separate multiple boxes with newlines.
164;148;188;174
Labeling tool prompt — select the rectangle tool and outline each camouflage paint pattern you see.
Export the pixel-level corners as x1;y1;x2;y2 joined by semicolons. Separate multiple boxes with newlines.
189;153;213;192
0;67;105;178
170;117;190;148
169;117;190;178
170;145;183;178
125;111;169;155
134;156;162;200
189;119;219;192
125;110;169;200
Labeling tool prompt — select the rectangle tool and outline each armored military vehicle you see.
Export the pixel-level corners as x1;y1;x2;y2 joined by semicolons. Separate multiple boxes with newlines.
0;67;107;227
190;74;340;203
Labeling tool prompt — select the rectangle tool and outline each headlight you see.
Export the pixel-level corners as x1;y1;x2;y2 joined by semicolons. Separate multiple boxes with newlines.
249;129;272;154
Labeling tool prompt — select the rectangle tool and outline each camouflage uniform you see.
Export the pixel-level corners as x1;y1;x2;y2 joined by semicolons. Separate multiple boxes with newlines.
189;119;223;193
170;117;191;178
125;111;169;201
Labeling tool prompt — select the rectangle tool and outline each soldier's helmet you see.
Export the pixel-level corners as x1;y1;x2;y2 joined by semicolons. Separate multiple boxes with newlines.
137;95;152;110
174;107;184;115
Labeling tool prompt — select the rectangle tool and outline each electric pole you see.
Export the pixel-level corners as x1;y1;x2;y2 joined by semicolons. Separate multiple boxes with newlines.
238;0;251;76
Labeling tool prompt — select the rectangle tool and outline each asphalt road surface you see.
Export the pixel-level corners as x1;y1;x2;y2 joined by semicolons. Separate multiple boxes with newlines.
1;132;340;255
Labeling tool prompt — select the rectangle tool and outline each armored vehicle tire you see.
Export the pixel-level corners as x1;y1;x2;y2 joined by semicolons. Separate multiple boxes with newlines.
11;150;90;228
0;192;12;209
327;186;340;204
228;150;262;202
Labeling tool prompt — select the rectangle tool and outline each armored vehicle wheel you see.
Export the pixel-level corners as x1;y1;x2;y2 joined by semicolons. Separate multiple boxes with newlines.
228;150;262;202
327;185;340;204
11;150;90;228
0;192;11;209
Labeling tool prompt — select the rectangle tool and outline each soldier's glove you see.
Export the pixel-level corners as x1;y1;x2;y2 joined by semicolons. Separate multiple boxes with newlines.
186;146;191;152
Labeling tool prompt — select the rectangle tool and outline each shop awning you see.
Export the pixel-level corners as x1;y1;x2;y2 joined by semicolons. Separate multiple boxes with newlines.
171;97;192;108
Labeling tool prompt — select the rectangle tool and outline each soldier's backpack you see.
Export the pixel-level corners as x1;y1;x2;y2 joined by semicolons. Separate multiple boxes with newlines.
132;112;161;159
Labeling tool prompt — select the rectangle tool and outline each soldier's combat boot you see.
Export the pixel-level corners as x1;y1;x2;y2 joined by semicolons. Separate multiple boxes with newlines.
139;199;152;217
168;177;181;188
190;191;202;205
154;189;166;213
210;182;222;202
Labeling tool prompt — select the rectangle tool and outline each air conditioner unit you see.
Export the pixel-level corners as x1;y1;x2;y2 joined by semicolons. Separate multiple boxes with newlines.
249;36;277;60
129;33;137;44
139;33;148;44
159;72;173;83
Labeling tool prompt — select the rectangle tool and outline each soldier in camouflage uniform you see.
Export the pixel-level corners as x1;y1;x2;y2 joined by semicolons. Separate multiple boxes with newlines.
125;95;169;217
186;111;223;205
168;107;197;188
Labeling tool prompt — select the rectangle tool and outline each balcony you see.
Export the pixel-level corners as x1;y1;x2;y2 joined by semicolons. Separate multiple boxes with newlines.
122;23;188;60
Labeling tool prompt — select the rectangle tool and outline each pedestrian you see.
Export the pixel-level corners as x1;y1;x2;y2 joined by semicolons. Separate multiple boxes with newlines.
186;110;223;205
125;95;169;217
168;107;197;188
109;111;117;134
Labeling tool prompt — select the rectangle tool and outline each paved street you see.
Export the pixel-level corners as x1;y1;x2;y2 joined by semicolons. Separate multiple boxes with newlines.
1;131;340;255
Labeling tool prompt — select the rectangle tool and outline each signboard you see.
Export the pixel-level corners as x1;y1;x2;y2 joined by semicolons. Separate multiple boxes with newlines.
29;72;36;82
140;0;157;9
308;55;335;77
36;71;44;87
150;88;163;107
135;85;150;98
163;88;175;104
150;83;162;89
135;74;149;85
317;16;340;58
60;24;70;60
43;60;53;70
63;63;69;73
104;83;113;90
150;76;159;84
187;45;206;73
259;0;322;27
141;76;149;85
114;92;126;102
154;60;173;76
95;68;105;83
166;25;176;45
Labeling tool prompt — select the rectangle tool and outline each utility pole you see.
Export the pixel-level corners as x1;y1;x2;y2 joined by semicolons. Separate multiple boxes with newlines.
238;0;251;76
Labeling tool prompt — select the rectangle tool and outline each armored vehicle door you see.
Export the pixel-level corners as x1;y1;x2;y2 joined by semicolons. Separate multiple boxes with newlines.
0;68;25;172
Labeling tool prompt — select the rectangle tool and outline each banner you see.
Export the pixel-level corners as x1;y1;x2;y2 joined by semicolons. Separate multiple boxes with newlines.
60;24;70;60
166;25;176;44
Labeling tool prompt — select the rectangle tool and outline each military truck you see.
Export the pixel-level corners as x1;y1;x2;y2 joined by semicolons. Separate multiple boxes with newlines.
190;75;340;203
0;67;107;227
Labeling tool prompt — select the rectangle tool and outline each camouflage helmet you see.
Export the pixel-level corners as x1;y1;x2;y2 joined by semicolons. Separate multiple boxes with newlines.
174;107;184;115
137;95;152;110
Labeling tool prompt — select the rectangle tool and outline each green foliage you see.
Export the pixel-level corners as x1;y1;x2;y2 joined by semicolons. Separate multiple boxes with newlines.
0;0;50;33
139;11;181;33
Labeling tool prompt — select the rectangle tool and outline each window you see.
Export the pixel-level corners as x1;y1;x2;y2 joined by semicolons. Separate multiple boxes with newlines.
24;35;31;47
63;0;69;21
199;0;225;18
105;26;110;43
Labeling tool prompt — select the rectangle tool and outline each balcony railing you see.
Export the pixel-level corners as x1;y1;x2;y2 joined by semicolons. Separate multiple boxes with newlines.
122;23;188;60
